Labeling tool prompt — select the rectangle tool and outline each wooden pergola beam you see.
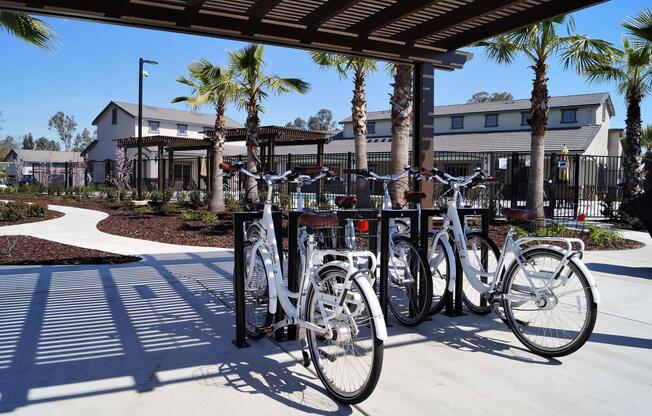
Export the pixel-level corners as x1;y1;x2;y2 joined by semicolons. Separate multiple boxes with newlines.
348;0;443;38
438;0;604;49
397;0;523;45
300;0;365;30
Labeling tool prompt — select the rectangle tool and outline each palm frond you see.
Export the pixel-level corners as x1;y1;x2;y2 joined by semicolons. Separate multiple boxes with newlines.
0;11;55;50
560;36;617;73
475;35;520;64
623;9;652;43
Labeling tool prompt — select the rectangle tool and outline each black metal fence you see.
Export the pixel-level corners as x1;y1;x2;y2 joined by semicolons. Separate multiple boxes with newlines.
222;151;624;218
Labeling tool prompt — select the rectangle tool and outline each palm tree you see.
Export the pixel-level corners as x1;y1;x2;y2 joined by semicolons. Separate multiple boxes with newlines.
229;44;309;202
311;51;377;207
172;59;239;212
623;9;652;43
0;11;55;49
585;39;652;203
475;15;614;223
388;63;412;207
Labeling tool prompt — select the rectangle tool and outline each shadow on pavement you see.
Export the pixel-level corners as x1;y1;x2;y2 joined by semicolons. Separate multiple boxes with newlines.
0;252;351;415
586;262;652;280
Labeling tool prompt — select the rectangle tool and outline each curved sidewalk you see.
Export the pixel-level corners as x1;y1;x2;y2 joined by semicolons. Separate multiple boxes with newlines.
0;204;230;256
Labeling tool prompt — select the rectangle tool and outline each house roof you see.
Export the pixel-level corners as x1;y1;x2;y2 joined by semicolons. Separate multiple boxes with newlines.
340;93;615;122
322;126;601;154
92;101;243;128
8;149;83;164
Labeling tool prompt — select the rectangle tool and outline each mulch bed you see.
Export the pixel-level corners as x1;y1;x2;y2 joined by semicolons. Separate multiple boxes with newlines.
0;236;140;265
0;209;64;227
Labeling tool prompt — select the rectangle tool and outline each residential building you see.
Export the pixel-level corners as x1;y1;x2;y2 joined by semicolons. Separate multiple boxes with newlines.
86;101;244;183
3;149;82;184
331;92;620;156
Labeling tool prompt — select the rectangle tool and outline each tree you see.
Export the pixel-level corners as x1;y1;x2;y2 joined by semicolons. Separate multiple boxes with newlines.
72;128;94;152
623;9;652;43
476;15;615;223
114;147;132;191
34;136;60;151
286;117;307;129
310;51;377;207
308;109;337;131
22;132;34;149
641;123;652;159
229;44;310;202
389;63;413;207
48;111;77;151
585;38;652;203
0;11;55;49
173;58;240;212
467;91;514;103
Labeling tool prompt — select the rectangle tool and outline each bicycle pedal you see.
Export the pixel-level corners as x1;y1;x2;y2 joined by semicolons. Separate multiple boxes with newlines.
262;326;274;334
301;350;311;367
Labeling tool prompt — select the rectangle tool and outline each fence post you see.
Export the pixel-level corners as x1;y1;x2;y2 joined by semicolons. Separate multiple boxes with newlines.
573;154;581;218
346;152;353;195
548;153;557;219
510;152;518;209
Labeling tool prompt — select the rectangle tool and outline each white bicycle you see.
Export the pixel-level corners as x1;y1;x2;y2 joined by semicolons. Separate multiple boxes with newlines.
424;167;600;357
222;161;386;403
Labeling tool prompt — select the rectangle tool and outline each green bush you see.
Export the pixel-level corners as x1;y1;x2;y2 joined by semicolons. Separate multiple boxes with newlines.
80;185;93;198
202;212;219;224
0;202;26;221
180;209;203;221
27;201;48;217
224;192;244;212
163;188;175;203
106;188;118;201
176;191;189;207
600;198;617;221
586;224;622;245
188;189;203;209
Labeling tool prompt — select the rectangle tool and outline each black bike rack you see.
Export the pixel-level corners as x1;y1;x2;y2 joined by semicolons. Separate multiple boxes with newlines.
379;209;420;322
419;207;490;317
233;210;284;349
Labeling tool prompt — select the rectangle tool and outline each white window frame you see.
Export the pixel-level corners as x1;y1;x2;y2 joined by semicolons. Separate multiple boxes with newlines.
451;116;464;129
148;120;160;133
177;124;188;136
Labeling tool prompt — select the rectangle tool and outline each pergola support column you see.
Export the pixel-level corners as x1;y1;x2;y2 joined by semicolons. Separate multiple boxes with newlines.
168;149;174;188
413;63;435;208
317;142;324;204
158;145;165;190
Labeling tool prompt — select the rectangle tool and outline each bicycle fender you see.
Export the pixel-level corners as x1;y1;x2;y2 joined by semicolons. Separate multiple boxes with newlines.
523;244;601;305
352;273;388;341
254;244;279;314
432;232;456;293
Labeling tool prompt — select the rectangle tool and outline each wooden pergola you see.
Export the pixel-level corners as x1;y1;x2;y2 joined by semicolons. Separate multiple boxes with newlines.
2;0;606;205
117;126;330;190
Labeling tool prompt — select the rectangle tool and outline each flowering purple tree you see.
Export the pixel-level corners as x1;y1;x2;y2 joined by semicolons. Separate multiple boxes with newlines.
12;156;23;184
40;160;54;193
115;146;133;190
71;156;87;189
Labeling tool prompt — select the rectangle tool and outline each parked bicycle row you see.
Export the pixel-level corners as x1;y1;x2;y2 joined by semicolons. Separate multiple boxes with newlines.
221;161;600;405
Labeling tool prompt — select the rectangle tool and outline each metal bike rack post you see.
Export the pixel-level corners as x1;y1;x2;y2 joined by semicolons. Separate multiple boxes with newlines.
379;209;420;322
286;210;303;340
232;210;284;348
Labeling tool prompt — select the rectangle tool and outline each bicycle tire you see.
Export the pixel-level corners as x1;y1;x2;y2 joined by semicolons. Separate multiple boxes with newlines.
461;233;500;315
242;242;273;339
387;236;433;326
501;247;597;357
428;234;452;315
305;267;384;404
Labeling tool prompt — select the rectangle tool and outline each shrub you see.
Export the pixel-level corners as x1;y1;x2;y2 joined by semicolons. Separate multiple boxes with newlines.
180;209;204;221
0;202;26;221
106;188;119;201
27;201;48;217
80;185;93;198
118;188;130;201
600;198;617;221
202;212;219;224
163;188;175;204
176;191;189;207
224;192;244;212
279;194;292;211
188;189;203;209
586;224;622;245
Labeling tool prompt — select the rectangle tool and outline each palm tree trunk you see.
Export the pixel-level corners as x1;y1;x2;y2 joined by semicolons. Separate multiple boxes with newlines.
622;87;644;204
352;70;371;207
527;61;548;225
390;64;413;207
209;104;226;212
245;103;260;203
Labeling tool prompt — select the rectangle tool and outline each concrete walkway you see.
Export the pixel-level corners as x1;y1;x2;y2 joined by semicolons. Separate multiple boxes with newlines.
0;204;229;256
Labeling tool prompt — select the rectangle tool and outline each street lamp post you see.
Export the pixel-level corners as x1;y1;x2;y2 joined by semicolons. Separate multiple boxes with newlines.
137;58;158;200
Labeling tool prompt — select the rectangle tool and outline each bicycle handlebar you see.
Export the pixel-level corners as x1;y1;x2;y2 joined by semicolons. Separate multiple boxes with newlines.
219;161;336;183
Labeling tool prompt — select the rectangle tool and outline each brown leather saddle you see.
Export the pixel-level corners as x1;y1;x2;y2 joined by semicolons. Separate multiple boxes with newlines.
298;211;339;228
335;195;358;209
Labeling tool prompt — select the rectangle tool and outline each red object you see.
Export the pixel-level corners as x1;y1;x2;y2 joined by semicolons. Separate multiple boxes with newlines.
356;220;369;232
577;213;586;222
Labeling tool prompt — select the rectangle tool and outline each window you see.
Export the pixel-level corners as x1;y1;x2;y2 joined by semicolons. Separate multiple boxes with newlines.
451;116;464;129
367;122;376;134
111;108;118;125
521;111;530;126
602;105;607;122
148;120;159;133
561;109;577;123
484;113;499;127
177;124;188;136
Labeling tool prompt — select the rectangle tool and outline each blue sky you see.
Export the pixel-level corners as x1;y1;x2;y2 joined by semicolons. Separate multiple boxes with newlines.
0;0;650;141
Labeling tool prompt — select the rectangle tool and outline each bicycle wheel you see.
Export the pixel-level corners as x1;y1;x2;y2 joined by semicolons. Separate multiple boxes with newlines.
305;268;384;404
387;236;433;326
242;242;273;339
501;248;597;357
428;234;452;315
246;222;263;242
462;233;500;315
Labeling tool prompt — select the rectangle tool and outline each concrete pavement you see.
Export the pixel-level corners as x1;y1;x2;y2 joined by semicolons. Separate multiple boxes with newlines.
0;204;229;255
